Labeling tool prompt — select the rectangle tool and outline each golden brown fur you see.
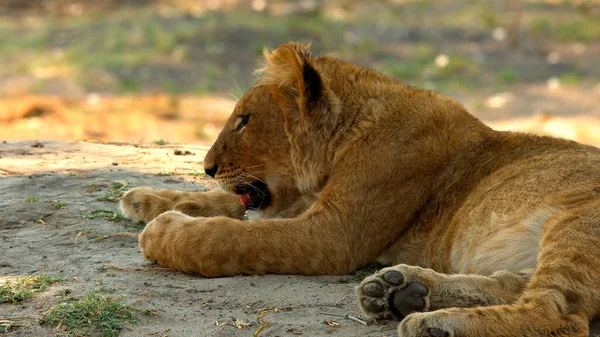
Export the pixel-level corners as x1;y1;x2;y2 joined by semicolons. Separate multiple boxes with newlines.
121;42;600;336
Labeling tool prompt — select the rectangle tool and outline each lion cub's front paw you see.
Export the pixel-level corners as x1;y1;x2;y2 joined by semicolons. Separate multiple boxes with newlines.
356;265;439;320
398;311;455;337
120;187;163;222
138;210;192;266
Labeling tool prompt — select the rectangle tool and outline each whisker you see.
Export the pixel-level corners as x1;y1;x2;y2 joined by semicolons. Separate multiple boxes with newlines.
248;183;267;197
244;164;266;170
238;170;263;180
241;171;267;185
244;170;266;177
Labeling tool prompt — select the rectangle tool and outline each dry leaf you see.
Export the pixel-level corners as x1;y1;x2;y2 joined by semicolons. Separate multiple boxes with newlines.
323;320;340;327
234;319;250;329
286;327;303;335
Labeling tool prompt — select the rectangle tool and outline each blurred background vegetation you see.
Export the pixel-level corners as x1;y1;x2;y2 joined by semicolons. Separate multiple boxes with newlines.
0;0;599;145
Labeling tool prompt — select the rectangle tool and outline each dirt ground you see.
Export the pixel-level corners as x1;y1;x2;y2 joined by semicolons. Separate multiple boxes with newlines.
2;141;600;337
0;141;396;337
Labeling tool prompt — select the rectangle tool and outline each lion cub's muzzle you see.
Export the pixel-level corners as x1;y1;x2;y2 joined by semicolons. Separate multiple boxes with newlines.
235;181;271;210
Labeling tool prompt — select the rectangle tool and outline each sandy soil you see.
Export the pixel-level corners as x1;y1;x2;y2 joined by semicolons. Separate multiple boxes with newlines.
0;141;392;337
1;140;600;337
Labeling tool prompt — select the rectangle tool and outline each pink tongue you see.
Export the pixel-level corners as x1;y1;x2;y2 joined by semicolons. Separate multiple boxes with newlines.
240;193;250;207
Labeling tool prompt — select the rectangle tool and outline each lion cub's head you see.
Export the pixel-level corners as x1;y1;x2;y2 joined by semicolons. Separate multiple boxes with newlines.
204;42;357;216
205;41;398;216
203;85;303;217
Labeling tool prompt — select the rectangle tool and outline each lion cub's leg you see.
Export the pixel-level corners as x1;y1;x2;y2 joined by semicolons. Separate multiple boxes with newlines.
396;195;600;337
356;265;529;320
120;187;245;222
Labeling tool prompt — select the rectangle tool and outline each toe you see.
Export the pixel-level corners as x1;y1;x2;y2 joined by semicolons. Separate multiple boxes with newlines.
362;297;386;313
383;270;404;285
363;281;386;297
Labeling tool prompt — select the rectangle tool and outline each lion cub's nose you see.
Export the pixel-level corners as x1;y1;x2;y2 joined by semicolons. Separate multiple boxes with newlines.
204;164;218;178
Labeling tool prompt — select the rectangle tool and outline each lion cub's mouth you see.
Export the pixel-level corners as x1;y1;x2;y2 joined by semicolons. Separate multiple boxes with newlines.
235;181;271;210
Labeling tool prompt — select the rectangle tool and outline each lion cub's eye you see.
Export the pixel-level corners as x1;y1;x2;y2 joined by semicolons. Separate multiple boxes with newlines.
235;114;250;131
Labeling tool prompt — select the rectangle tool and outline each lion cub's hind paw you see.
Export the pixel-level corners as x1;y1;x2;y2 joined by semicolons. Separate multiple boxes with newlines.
356;267;430;320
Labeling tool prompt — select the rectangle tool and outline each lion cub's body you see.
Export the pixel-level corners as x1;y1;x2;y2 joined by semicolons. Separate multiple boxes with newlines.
121;43;600;336
381;137;600;275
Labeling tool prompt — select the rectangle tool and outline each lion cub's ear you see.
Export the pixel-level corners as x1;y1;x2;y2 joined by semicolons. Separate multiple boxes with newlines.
256;42;336;123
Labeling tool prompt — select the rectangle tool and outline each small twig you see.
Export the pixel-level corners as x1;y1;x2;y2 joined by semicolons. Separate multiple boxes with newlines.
320;312;369;326
0;318;36;324
253;321;269;337
95;232;138;240
148;329;171;336
0;316;39;329
257;305;304;320
346;315;369;326
102;265;174;272
254;305;303;336
0;317;37;321
74;231;87;241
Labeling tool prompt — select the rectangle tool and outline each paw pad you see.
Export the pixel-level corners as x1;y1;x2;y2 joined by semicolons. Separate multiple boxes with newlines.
393;282;429;317
357;267;431;320
383;270;404;285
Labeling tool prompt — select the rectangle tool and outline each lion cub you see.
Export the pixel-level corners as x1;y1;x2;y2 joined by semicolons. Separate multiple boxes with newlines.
122;42;600;337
